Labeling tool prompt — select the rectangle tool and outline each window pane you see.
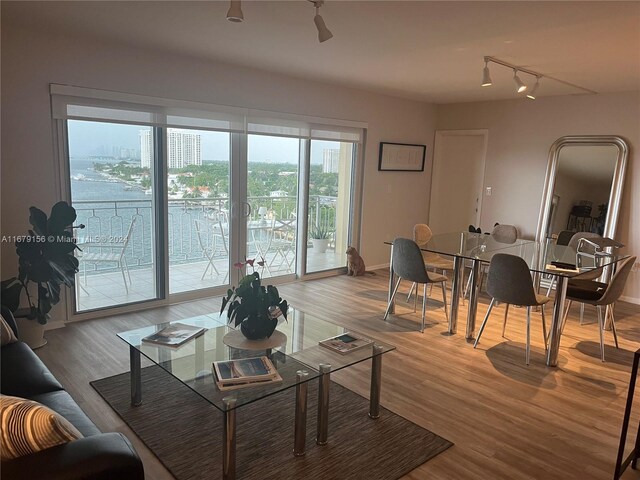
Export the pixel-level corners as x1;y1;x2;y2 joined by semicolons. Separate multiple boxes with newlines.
167;129;231;294
307;141;354;273
68;120;158;312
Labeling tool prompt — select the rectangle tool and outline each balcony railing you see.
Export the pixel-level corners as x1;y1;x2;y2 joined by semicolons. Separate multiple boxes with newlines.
74;196;337;274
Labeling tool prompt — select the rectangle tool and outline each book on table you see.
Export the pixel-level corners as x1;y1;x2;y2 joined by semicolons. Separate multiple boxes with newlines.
213;356;282;391
319;332;373;355
141;323;206;347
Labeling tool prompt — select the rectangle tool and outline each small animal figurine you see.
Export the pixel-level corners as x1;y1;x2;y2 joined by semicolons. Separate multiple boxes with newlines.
346;246;376;276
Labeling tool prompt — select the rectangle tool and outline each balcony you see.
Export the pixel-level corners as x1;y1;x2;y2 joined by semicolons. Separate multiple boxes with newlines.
74;196;345;312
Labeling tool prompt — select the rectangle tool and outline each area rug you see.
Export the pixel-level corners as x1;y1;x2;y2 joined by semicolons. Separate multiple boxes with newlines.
91;366;452;480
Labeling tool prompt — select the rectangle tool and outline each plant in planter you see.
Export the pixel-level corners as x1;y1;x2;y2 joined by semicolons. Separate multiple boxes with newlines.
1;202;81;326
220;263;288;341
309;225;332;254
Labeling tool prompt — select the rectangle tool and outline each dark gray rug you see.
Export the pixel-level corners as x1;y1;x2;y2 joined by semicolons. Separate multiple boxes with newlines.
91;366;452;480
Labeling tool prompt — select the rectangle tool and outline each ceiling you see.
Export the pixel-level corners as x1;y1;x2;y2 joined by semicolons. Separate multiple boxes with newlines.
3;1;640;103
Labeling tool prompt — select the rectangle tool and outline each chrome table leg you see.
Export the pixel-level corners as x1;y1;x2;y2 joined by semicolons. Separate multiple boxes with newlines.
387;245;395;315
223;397;237;480
130;345;142;406
466;259;481;340
293;370;309;456
449;255;463;334
369;345;384;419
316;364;331;446
546;275;567;367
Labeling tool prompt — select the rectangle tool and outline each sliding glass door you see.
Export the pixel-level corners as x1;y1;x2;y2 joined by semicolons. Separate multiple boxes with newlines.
68;120;159;312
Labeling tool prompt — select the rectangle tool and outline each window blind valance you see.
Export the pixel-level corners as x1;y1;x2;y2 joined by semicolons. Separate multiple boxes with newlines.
50;84;366;143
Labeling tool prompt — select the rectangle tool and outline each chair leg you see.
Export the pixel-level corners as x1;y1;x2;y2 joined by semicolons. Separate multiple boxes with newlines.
502;303;510;338
414;283;418;313
596;306;606;362
441;282;449;322
607;306;619;349
526;306;531;366
384;278;403;320
119;261;129;294
406;282;416;302
561;300;573;335
546;278;555;297
541;306;548;351
421;283;427;333
463;273;472;302
473;298;496;348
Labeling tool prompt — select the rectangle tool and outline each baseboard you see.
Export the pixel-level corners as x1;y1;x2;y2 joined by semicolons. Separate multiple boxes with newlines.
368;263;390;272
620;295;640;305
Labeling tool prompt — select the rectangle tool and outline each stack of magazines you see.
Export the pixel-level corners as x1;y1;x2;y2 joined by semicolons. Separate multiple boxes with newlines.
319;332;373;355
213;356;282;391
142;323;206;347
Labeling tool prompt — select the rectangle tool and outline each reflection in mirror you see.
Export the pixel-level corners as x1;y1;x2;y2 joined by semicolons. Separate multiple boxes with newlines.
536;136;628;244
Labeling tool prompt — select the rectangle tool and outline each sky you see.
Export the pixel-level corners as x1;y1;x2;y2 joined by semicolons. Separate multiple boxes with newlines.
67;120;341;164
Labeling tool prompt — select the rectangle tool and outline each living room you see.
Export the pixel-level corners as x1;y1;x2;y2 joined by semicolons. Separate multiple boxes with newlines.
1;1;640;479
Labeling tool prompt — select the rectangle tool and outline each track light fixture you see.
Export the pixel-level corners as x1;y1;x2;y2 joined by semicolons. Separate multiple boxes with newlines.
480;56;596;100
513;70;527;93
310;0;333;43
226;0;243;23
481;59;492;87
526;76;541;100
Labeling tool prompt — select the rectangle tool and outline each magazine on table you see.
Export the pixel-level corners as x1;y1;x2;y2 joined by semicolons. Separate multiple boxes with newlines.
213;356;282;391
141;323;206;347
319;332;373;355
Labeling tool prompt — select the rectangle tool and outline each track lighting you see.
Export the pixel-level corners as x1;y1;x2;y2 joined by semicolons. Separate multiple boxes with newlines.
226;0;243;22
481;58;492;87
526;77;541;100
480;56;596;100
513;70;527;93
311;1;333;43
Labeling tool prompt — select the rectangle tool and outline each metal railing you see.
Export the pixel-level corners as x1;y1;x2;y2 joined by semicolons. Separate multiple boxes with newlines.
74;195;337;274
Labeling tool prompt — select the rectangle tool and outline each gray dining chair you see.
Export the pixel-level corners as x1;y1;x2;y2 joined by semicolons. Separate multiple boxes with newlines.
384;238;449;332
562;255;635;362
474;253;551;365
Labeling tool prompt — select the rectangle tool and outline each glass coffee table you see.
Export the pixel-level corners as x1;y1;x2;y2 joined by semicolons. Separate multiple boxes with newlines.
117;309;395;480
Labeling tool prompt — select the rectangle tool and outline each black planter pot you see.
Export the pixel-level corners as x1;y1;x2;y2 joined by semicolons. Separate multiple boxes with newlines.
240;315;278;340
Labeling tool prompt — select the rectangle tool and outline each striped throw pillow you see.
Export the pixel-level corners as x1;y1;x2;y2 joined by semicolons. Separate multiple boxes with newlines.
0;395;83;460
0;314;17;346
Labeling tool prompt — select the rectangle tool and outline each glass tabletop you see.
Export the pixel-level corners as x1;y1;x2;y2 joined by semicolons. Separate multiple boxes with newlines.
117;309;395;412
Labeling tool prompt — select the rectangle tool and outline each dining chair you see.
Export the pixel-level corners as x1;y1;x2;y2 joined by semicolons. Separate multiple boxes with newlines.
464;224;518;300
556;230;575;246
194;220;221;279
473;253;551;365
384;238;449;332
407;224;454;301
269;218;296;273
81;216;137;293
562;255;635;362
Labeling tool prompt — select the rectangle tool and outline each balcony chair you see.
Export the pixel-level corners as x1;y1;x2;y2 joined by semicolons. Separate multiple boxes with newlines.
561;255;635;362
195;219;221;279
384;238;449;333
268;218;296;273
474;253;551;365
81;216;137;293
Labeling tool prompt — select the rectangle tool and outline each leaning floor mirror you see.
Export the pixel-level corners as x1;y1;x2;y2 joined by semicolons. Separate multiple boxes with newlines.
536;135;628;244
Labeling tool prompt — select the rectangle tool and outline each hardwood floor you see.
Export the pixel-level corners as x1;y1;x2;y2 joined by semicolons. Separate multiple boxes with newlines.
36;270;640;479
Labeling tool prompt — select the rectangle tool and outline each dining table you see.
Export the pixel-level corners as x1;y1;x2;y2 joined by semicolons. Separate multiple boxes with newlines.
385;232;629;367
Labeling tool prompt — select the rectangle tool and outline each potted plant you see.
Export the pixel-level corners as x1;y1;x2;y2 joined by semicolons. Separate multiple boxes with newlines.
220;263;288;341
1;202;81;348
309;225;332;254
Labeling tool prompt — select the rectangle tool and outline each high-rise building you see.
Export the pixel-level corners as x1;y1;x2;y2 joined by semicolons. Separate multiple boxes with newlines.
140;129;202;168
322;148;340;174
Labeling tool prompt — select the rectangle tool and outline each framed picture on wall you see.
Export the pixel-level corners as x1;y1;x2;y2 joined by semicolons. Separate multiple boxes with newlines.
378;142;426;171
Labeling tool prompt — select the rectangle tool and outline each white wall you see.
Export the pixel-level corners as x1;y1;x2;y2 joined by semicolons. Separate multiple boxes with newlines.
436;91;640;302
1;24;436;321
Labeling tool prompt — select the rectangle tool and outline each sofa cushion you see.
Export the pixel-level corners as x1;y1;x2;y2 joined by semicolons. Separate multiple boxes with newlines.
1;342;64;398
0;395;83;461
1;313;18;345
30;390;101;437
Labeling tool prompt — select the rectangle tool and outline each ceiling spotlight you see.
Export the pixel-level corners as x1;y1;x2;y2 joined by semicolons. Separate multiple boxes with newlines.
526;77;541;100
226;0;243;23
310;1;333;43
513;70;527;93
481;58;492;87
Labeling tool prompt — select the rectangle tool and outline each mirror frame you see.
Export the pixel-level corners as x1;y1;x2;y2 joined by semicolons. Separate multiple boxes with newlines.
535;135;628;242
